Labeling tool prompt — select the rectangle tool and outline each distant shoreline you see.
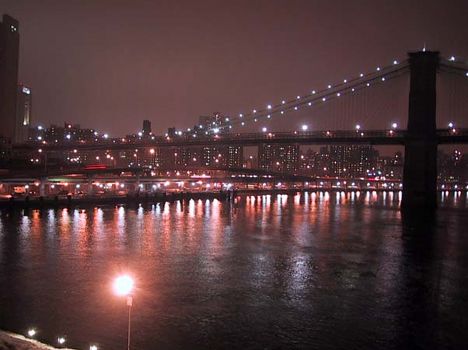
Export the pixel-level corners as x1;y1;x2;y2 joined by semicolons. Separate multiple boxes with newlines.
0;188;412;210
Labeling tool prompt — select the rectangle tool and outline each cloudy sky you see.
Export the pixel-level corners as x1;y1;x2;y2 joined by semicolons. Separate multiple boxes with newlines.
2;0;468;136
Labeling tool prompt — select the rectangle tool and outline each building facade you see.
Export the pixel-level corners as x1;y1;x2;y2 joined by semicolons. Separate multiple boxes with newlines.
0;14;20;143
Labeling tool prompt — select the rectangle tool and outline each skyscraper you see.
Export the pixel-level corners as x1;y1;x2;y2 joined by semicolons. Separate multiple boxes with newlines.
15;84;32;143
0;14;20;143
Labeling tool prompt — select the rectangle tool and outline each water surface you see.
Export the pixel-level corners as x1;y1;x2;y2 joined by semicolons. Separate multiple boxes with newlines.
1;191;467;349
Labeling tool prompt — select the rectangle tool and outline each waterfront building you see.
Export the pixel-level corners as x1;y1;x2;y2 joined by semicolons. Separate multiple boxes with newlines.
15;85;32;143
259;144;299;173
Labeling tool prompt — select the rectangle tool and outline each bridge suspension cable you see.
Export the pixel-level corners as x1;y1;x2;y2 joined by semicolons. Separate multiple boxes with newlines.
230;57;409;130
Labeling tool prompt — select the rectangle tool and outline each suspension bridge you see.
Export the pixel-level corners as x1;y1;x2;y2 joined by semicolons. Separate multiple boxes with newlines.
10;50;468;210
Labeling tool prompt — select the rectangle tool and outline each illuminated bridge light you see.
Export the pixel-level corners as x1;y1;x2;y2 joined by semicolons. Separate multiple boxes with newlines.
239;113;243;117
294;106;298;110
376;67;381;71
343;79;347;83
296;95;301;99
280;111;284;114
381;77;386;81
311;90;316;94
360;73;364;77
327;84;332;89
393;60;398;65
336;93;341;97
449;56;455;61
366;82;370;87
308;102;312;106
282;100;286;104
267;104;272;109
322;97;326;102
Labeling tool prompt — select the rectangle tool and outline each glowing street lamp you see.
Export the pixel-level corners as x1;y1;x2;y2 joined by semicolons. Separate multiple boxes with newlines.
113;275;134;350
27;328;36;338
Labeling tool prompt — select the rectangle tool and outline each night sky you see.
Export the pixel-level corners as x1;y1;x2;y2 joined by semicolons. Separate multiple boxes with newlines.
2;0;468;136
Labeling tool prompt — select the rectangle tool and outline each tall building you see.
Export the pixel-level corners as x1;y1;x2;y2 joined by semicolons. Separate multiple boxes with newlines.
319;145;379;178
142;120;151;135
198;112;232;134
259;144;299;173
0;14;20;143
15;84;32;143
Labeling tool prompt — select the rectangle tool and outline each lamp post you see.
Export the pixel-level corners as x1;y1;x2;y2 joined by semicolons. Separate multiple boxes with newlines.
113;275;134;350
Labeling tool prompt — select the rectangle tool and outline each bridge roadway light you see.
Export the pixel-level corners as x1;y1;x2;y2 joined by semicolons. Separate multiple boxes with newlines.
301;125;308;131
391;122;398;129
355;124;361;131
448;122;454;128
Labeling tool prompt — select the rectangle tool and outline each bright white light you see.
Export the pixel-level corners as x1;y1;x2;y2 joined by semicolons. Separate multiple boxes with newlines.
376;67;381;71
466;72;468;77
392;122;398;129
66;134;71;139
393;60;398;65
281;100;286;104
294;106;298;110
267;104;272;109
57;337;66;345
37;125;43;130
262;127;267;132
301;125;308;131
343;79;347;83
381;77;386;81
267;114;271;119
103;133;108;139
113;275;134;296
241;122;245;126
280;111;284;114
355;124;361;130
239;113;243;117
366;83;370;87
90;345;98;350
296;95;301;99
448;122;454;128
311;90;316;94
213;128;220;134
27;329;36;337
336;93;341;97
322;97;326;102
449;56;455;61
308;102;312;106
327;84;332;89
360;73;364;77
253;109;257;113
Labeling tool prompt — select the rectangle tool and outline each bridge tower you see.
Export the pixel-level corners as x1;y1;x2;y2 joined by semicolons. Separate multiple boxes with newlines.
402;51;439;210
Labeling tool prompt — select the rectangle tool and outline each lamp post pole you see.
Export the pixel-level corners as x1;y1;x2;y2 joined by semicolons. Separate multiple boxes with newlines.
127;295;133;350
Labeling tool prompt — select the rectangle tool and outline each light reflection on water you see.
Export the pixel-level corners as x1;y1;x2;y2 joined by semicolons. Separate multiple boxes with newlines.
0;191;467;350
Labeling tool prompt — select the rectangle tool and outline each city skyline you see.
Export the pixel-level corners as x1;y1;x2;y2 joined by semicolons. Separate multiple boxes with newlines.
1;0;468;136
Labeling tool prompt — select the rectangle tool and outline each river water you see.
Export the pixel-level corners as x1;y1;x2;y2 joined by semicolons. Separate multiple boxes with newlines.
0;191;467;350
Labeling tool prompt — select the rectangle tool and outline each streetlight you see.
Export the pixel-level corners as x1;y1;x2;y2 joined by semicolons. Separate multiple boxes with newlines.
113;275;134;350
27;328;36;338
